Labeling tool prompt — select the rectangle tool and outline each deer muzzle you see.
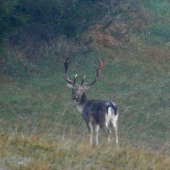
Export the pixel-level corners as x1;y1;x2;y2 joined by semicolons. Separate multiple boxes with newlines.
73;94;78;100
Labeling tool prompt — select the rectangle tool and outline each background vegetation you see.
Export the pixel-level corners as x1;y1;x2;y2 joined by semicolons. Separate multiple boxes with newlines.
1;0;170;169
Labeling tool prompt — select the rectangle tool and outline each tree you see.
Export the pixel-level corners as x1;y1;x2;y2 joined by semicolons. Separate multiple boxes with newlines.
0;0;28;56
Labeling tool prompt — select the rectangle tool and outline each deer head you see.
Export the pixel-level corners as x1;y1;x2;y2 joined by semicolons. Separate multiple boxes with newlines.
63;58;104;103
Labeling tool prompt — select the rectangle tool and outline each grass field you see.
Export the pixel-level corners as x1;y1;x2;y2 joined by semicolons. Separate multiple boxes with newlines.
1;0;170;169
1;45;170;169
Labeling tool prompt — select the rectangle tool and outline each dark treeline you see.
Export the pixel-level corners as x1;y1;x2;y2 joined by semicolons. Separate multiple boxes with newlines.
0;0;123;57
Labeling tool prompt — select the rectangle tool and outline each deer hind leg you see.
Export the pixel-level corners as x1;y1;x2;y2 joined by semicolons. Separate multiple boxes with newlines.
101;125;111;143
95;125;99;145
111;116;119;148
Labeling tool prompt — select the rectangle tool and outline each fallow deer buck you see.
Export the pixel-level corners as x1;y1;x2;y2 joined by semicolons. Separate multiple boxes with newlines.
63;58;119;147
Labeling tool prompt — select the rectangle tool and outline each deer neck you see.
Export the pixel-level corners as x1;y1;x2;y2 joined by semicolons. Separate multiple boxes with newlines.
74;92;87;114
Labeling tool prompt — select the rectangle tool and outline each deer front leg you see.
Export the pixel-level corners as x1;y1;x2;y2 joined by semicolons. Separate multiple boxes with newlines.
89;122;94;145
86;121;93;145
95;125;99;145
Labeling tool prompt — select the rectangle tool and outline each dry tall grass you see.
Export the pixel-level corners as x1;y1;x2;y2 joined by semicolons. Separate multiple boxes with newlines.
0;126;170;170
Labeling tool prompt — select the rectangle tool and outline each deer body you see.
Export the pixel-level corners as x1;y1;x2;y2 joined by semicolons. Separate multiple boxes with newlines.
64;59;119;147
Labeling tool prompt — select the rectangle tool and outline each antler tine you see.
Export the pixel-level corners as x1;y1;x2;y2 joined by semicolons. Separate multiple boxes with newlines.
63;58;75;85
83;58;104;87
74;74;77;85
81;75;86;86
64;58;70;71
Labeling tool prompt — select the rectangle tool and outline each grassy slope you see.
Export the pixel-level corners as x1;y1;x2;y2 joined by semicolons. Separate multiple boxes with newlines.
1;46;170;169
1;0;170;169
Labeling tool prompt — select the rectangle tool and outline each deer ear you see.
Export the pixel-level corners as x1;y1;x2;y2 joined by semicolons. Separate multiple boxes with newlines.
83;86;90;90
67;83;74;88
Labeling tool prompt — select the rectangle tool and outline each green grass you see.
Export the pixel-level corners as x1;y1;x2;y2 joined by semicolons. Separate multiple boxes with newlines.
1;47;170;132
1;47;170;138
139;0;170;16
137;0;170;47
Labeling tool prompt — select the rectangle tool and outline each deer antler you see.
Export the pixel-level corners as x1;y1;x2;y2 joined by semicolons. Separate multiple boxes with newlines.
82;59;104;87
63;58;76;85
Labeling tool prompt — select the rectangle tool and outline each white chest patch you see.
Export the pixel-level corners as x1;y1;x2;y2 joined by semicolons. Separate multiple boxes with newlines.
75;105;83;114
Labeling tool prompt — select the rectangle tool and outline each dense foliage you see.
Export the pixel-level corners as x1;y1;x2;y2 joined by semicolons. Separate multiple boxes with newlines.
0;0;27;55
0;0;120;57
20;0;117;36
